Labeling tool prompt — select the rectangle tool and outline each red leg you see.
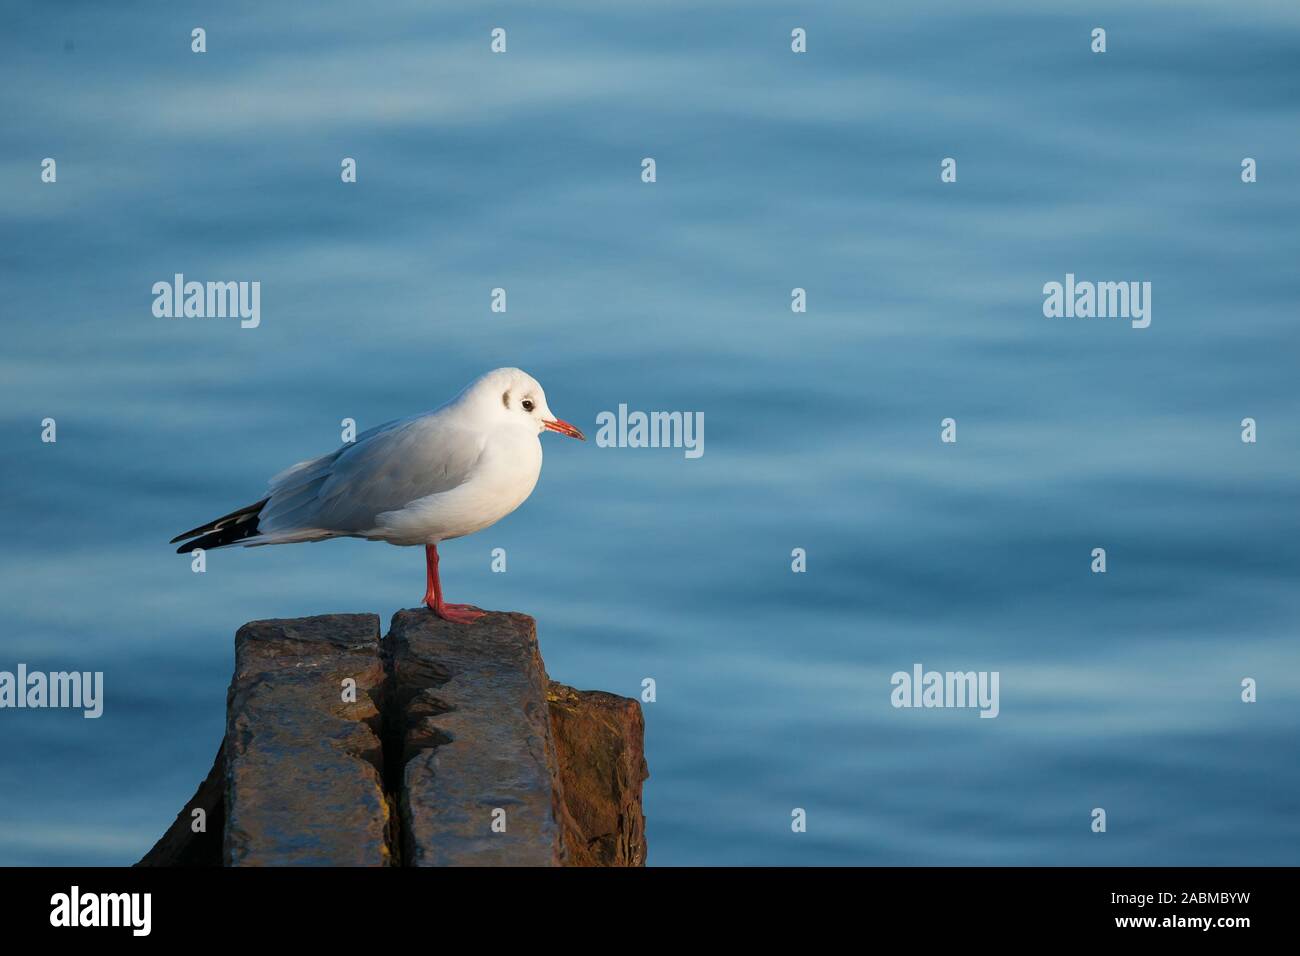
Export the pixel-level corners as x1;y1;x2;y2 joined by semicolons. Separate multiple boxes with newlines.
423;543;485;624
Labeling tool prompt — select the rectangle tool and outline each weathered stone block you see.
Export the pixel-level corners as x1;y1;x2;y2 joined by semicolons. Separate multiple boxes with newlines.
223;614;391;866
385;609;564;866
548;683;649;866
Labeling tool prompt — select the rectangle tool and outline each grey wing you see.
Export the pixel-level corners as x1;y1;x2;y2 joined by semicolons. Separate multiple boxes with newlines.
256;413;485;537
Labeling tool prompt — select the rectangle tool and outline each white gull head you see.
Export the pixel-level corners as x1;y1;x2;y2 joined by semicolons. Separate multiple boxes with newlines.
451;367;585;440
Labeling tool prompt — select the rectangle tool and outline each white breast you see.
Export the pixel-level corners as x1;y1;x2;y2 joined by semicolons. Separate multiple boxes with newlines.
367;426;543;545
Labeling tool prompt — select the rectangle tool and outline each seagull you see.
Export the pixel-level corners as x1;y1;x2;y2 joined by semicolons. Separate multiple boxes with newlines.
170;367;585;624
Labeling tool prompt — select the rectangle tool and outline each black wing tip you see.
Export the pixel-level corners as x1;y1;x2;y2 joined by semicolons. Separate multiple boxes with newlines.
174;537;217;554
171;498;269;553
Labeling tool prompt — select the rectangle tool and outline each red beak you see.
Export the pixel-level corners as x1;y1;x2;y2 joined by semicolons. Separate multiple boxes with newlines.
543;418;585;440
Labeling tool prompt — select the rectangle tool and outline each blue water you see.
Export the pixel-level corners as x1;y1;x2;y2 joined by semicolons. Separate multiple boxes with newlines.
2;1;1298;866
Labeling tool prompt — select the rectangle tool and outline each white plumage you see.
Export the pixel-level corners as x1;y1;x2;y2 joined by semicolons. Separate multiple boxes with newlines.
171;367;585;623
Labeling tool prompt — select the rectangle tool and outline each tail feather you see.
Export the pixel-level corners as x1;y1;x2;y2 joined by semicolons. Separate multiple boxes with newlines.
171;498;269;553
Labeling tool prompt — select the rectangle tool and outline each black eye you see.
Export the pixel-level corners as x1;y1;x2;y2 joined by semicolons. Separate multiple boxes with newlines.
522;400;535;412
